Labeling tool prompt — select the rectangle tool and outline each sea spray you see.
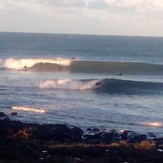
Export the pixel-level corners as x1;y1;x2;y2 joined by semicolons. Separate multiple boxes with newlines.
39;79;99;90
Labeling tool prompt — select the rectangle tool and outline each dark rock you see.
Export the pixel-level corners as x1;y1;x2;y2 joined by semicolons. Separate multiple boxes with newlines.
101;133;114;143
11;112;17;115
147;132;156;138
1;119;163;162
31;124;83;142
92;128;100;132
0;112;6;117
120;131;141;141
133;134;147;142
87;128;92;131
120;131;128;139
70;126;83;141
83;133;102;144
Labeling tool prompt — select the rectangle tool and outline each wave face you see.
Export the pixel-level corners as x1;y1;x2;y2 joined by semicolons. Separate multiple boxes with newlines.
70;61;163;75
100;78;163;94
3;58;163;75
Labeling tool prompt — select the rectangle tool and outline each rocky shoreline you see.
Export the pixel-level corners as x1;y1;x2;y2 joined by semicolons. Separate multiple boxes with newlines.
1;113;163;162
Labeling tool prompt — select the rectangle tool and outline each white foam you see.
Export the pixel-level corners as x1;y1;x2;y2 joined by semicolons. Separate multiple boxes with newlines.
12;106;45;113
39;79;99;90
3;58;72;69
142;121;163;127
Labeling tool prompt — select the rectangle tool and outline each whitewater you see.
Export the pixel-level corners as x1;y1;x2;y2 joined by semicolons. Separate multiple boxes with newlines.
0;32;163;137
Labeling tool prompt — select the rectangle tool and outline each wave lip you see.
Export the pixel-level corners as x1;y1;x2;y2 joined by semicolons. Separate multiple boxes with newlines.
3;58;163;75
3;58;73;69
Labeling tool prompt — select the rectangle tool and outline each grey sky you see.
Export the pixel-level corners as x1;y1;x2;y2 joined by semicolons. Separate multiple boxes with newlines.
0;0;163;36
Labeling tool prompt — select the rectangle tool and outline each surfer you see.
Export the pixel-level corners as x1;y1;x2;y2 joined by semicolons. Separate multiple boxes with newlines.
95;81;103;86
114;73;122;76
23;66;27;71
71;57;78;60
57;66;63;70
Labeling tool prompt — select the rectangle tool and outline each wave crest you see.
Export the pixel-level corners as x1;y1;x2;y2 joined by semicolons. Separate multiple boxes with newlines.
38;78;163;94
3;58;73;69
39;79;99;90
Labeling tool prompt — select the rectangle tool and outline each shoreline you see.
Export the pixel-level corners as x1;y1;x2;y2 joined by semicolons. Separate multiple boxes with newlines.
1;117;163;162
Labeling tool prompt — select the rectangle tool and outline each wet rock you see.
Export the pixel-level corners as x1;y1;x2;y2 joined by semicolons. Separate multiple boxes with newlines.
0;112;6;117
86;128;100;133
11;112;17;115
92;128;100;132
147;132;156;138
32;124;83;142
120;131;128;140
87;128;92;132
120;130;145;142
1;119;163;162
101;133;114;143
133;134;147;142
83;133;102;144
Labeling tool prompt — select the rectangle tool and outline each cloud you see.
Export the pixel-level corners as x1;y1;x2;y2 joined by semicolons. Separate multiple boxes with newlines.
0;0;163;36
87;0;108;9
87;0;163;18
40;0;86;8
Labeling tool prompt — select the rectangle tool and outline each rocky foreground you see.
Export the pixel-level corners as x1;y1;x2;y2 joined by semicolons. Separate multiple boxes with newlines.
1;117;163;162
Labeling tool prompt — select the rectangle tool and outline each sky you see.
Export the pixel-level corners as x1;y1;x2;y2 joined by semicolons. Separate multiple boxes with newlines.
0;0;163;36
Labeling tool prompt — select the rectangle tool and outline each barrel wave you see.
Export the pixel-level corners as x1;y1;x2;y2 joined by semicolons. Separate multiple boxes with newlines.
3;58;163;75
38;78;163;95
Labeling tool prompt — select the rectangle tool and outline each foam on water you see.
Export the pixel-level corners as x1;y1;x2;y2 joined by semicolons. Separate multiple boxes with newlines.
3;58;73;69
142;122;163;127
12;106;45;113
39;79;99;90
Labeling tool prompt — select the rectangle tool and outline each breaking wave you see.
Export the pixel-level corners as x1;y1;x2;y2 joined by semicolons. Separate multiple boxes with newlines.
2;58;163;75
3;58;73;69
39;79;99;90
39;78;163;94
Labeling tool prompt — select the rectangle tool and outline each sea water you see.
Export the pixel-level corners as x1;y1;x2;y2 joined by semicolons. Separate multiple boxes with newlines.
0;32;163;136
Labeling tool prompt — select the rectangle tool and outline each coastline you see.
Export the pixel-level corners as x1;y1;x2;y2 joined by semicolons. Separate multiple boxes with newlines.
1;114;163;162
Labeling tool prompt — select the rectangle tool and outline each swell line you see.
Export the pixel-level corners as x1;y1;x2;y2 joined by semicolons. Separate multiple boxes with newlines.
2;58;163;75
70;61;163;75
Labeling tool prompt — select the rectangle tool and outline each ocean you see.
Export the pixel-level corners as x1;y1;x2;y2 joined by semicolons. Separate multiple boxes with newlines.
0;32;163;136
